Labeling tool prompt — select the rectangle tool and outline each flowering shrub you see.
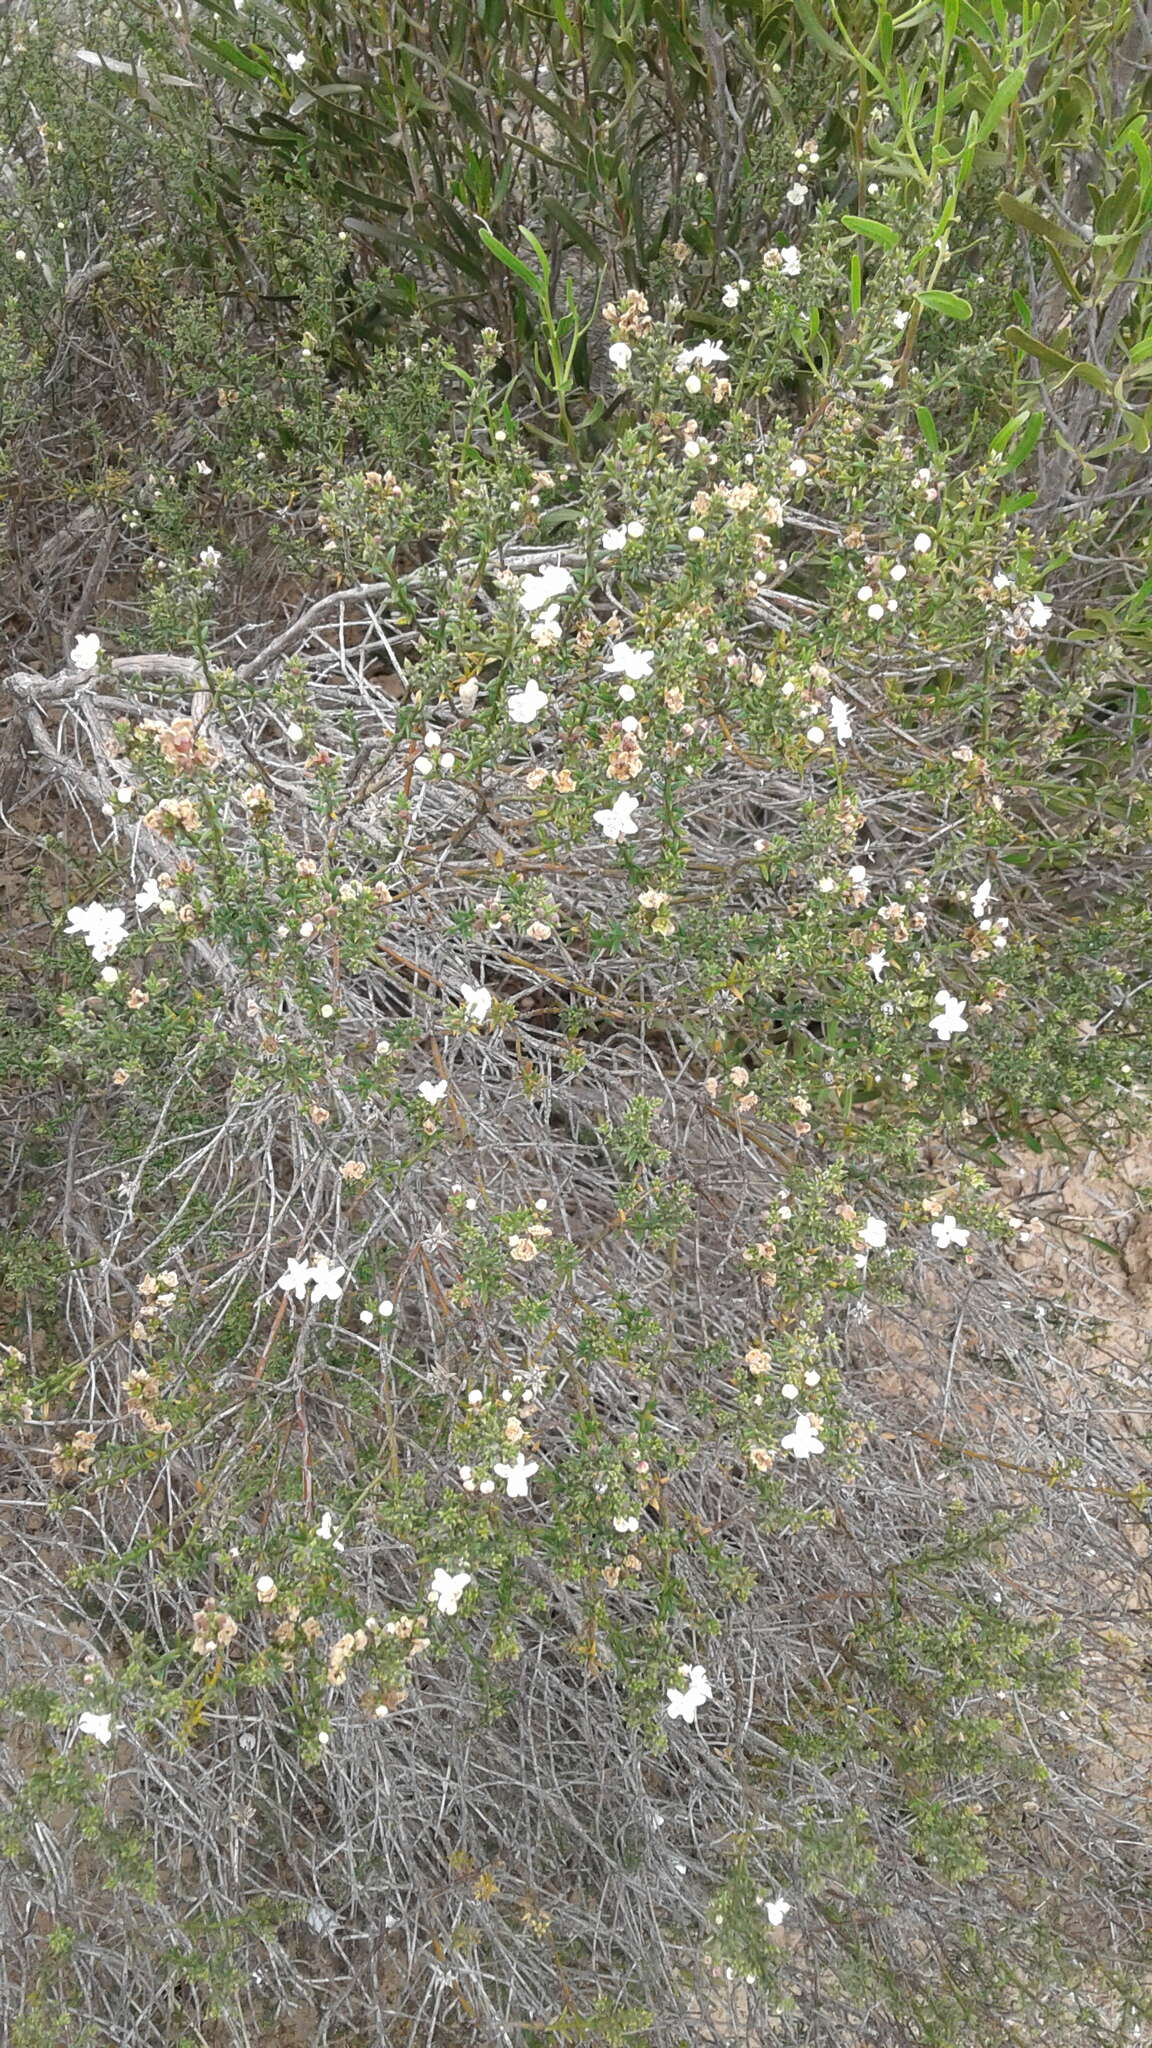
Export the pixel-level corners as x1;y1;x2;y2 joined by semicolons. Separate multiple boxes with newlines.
2;8;1152;2045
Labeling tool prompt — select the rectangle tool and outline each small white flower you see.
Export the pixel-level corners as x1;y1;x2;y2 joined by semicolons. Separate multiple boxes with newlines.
867;949;888;981
255;1574;277;1602
601;525;629;552
507;676;549;724
460;982;493;1024
912;531;933;553
765;1897;791;1927
277;1257;315;1301
604;641;654;682
1025;594;1052;631
493;1452;538;1499
593;791;641;844
721;283;741;309
429;1567;473;1615
828;696;852;742
418;1078;448;1104
69;632;102;670
307;1255;346;1304
674;339;729;372
856;584;874;604
198;545;221;570
77;1710;114;1744
929;989;968;1041
686;524;706;542
859;1215;887;1250
284;48;307;70
786;181;809;205
612;1515;640;1534
65;903;128;962
529;606;562;649
666;1663;712;1723
779;245;801;276
626;519;644;538
607;341;633;369
518;564;575;614
931;1214;970;1250
316;1510;345;1551
135;876;175;914
991;571;1012;592
971;879;993;919
780;1412;825;1459
805;725;825;745
890;562;907;582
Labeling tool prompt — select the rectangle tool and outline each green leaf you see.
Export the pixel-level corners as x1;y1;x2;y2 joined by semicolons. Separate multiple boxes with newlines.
968;64;1028;151
540;197;605;265
998;193;1084;250
476;224;543;295
914;405;939;452
999;410;1045;472
841;214;899;249
1004;325;1074;373
918;289;972;319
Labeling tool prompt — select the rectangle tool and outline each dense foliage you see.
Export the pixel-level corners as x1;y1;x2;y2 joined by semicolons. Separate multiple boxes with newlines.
1;3;1150;2045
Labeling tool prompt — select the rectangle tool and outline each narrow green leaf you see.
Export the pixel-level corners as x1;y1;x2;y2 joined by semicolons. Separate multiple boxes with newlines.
918;289;972;319
476;223;543;294
1004;325;1074;372
914;404;939;452
841;214;899;249
998;193;1084;250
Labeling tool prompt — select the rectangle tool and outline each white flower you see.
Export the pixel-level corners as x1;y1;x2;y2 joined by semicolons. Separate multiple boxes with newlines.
198;545;221;570
429;1567;473;1615
626;519;644;538
593;791;641;843
931;1214;970;1250
507;676;549;723
929;990;968;1041
607;341;633;369
255;1574;277;1602
971;879;992;919
518;564;575;614
612;1515;640;1533
604;641;654;682
765;1897;791;1927
418;1078;448;1104
316;1511;345;1551
912;531;933;553
493;1452;538;1499
867;949;888;981
308;1255;346;1304
135;877;175;914
829;696;852;742
779;245;801;276
460;982;493;1024
780;1412;825;1459
786;181;809;205
77;1710;114;1744
721;283;741;309
1025;594;1052;631
69;632;101;670
284;48;307;69
529;605;563;649
65;903;128;962
601;525;629;552
674;339;729;372
277;1256;315;1301
859;1216;887;1250
665;1663;712;1723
